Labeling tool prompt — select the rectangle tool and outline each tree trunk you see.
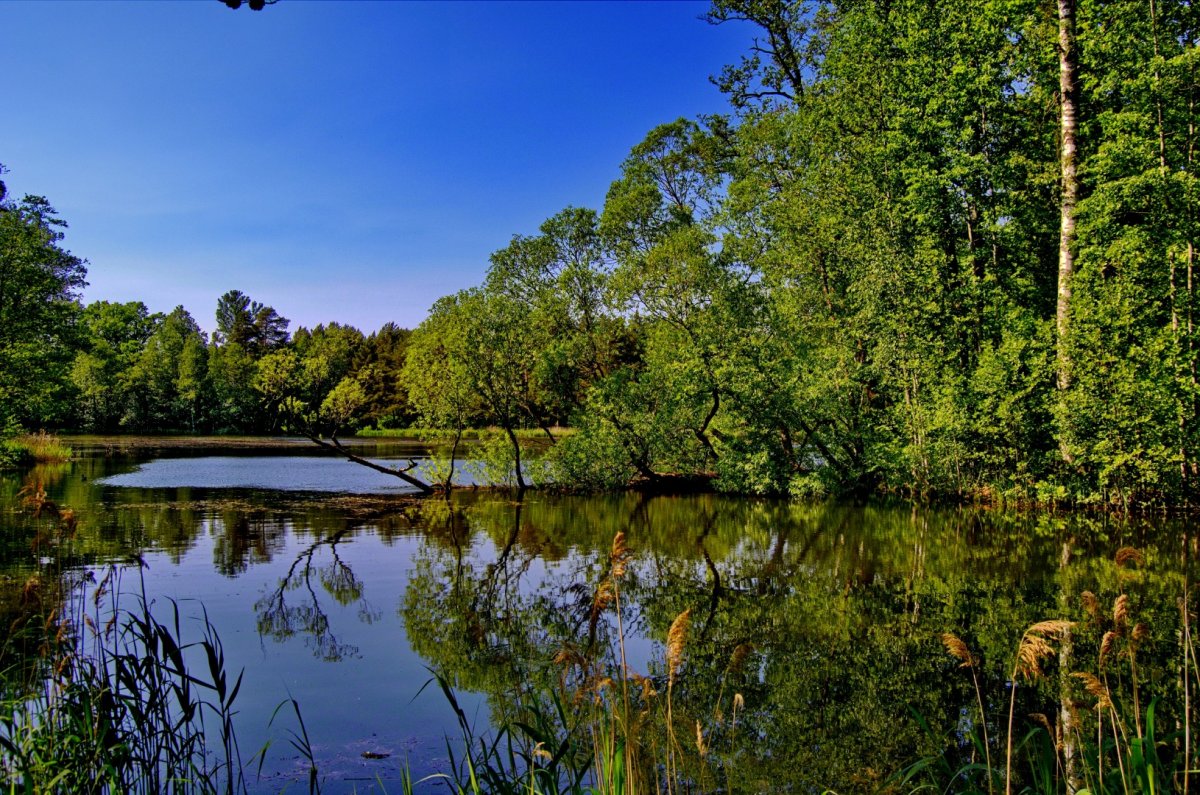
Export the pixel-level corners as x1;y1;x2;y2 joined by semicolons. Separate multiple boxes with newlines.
1056;0;1080;461
308;433;435;495
1059;539;1081;793
506;425;527;491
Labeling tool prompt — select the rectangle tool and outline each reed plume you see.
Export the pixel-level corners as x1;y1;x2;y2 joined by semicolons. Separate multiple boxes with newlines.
1114;547;1144;568
1113;594;1129;633
1071;671;1112;710
942;632;977;668
611;531;629;579
729;643;752;675
1015;620;1072;680
694;720;708;757
1081;590;1100;624
667;609;692;686
665;607;692;795
1006;620;1072;795
1099;630;1117;667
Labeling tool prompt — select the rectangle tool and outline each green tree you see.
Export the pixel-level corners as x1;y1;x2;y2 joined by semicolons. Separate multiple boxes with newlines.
0;193;88;427
70;301;161;431
122;307;209;431
214;289;290;355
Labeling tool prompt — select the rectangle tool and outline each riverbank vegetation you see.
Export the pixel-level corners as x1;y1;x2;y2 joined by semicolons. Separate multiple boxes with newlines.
0;492;261;793
3;0;1199;506
0;431;72;469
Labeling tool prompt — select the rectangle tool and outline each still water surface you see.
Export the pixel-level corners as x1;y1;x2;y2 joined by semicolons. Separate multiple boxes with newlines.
1;439;1195;792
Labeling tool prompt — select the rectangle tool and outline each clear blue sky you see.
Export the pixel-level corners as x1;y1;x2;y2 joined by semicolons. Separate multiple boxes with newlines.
1;1;754;334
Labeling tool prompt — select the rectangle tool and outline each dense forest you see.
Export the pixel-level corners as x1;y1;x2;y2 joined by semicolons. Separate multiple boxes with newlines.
3;0;1199;506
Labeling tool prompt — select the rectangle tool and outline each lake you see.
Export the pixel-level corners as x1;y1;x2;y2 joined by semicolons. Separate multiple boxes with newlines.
1;437;1195;792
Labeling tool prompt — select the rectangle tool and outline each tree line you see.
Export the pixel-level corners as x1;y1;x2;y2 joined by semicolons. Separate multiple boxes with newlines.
4;0;1199;505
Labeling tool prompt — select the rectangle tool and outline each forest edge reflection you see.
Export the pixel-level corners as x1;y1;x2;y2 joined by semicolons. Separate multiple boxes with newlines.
3;448;1200;792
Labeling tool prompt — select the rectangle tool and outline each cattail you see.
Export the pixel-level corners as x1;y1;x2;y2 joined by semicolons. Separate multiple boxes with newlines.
942;632;976;668
1115;547;1145;568
1113;594;1129;633
667;608;692;685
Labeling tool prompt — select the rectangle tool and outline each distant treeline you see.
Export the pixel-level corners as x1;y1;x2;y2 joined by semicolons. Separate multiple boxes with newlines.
4;0;1200;505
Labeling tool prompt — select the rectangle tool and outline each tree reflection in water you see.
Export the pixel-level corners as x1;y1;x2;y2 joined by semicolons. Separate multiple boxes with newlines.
254;530;381;661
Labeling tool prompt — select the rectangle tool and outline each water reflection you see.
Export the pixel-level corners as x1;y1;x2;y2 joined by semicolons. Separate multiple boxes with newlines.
255;530;382;661
2;446;1198;792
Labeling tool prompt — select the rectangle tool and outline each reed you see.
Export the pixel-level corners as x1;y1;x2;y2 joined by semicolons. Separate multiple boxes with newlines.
942;632;993;795
0;572;249;793
1;494;317;794
912;549;1200;795
418;530;745;795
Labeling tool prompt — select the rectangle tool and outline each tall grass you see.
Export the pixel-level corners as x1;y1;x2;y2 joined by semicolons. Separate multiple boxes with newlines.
1;492;318;794
0;430;72;467
0;567;251;793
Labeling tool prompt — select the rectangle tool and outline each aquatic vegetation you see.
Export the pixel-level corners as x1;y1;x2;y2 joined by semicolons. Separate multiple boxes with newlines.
0;571;250;793
0;495;315;795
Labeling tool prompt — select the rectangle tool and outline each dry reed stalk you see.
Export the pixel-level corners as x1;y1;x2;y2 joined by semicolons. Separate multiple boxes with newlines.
1183;594;1194;795
1006;620;1073;795
942;632;993;793
665;607;692;795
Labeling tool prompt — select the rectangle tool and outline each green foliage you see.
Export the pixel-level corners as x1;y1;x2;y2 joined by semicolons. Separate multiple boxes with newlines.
0;564;253;794
0;193;87;427
7;0;1200;503
546;419;636;491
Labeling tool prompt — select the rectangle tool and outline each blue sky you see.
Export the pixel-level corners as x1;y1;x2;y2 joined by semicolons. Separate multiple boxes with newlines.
2;1;753;334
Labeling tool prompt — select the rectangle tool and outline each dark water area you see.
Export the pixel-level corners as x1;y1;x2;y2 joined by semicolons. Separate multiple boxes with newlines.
1;438;1197;792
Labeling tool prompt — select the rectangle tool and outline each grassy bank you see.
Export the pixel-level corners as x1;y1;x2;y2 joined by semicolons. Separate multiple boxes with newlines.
0;431;71;468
